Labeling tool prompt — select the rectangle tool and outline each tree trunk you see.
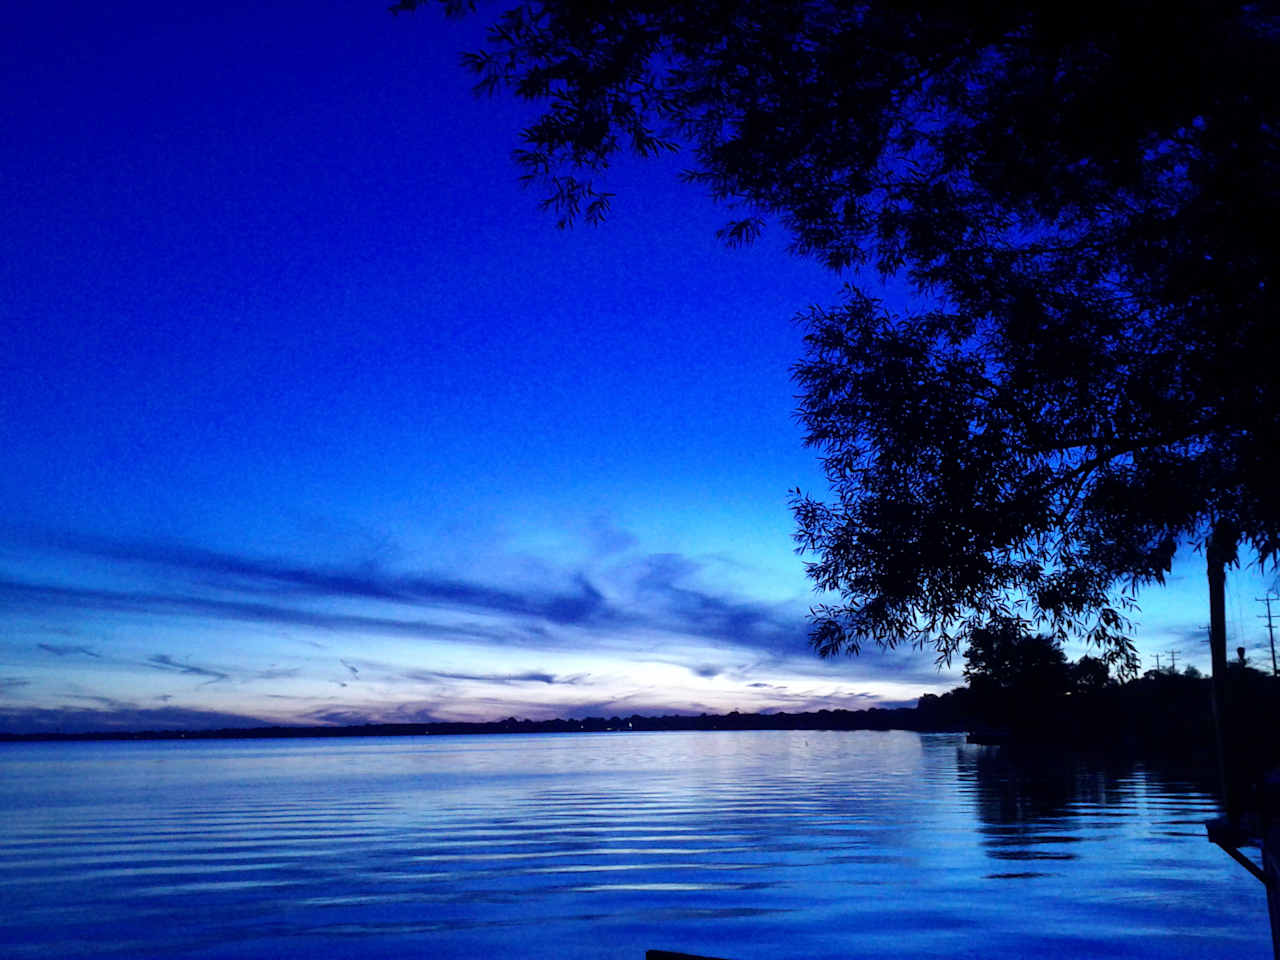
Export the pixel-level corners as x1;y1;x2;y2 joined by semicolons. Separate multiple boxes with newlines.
1207;531;1237;823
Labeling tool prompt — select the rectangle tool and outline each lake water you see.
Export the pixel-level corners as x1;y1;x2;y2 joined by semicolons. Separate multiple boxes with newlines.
0;730;1270;959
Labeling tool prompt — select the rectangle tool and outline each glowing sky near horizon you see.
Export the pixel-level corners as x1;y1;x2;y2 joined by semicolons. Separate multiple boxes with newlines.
2;1;1275;733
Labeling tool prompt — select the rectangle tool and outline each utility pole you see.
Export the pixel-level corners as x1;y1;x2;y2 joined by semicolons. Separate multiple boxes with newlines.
1169;650;1178;673
1256;594;1279;677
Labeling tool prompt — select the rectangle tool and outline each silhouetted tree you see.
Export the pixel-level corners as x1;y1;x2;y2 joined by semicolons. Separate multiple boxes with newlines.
961;621;1071;727
398;1;1279;675
1070;655;1113;694
963;622;1068;695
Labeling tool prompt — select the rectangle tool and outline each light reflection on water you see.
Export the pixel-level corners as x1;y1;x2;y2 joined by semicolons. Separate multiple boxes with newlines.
0;731;1269;959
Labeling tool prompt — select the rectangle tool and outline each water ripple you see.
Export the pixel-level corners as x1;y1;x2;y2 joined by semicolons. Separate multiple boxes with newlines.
0;731;1270;960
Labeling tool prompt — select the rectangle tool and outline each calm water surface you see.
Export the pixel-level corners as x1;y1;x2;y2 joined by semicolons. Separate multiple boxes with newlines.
0;731;1269;959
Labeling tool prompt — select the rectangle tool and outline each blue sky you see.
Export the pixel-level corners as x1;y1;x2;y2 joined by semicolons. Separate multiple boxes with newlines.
2;2;1274;733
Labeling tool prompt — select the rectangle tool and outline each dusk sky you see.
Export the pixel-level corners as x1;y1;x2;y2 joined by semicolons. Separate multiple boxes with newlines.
4;1;1275;734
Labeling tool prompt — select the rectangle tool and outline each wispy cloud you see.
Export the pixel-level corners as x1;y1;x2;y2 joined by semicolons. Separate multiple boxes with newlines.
256;667;299;680
627;553;812;654
0;577;526;643
0;528;947;733
10;531;615;626
37;642;101;658
584;514;637;557
146;654;229;684
405;669;587;687
299;706;443;727
0;533;814;659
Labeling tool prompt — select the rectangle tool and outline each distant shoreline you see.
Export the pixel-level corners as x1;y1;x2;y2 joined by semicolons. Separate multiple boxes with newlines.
0;705;962;743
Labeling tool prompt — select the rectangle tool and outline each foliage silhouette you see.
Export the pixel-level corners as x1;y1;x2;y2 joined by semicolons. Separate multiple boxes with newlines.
963;622;1068;686
396;1;1280;669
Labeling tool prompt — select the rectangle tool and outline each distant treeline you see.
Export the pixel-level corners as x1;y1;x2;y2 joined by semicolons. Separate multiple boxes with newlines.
5;666;1275;772
0;705;958;744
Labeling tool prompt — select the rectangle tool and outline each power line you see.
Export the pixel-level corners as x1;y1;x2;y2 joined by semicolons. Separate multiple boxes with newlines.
1255;594;1279;677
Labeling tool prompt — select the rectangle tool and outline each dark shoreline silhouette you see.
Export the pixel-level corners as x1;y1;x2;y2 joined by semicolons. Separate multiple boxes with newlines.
4;670;1272;782
0;705;950;743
